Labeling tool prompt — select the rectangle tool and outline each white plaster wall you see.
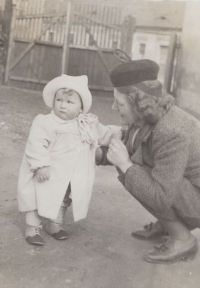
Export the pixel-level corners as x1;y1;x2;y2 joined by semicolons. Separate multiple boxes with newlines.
176;2;200;115
131;32;170;83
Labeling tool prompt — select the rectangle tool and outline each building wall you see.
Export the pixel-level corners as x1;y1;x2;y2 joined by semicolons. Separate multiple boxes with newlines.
176;2;200;116
132;31;170;84
0;0;5;10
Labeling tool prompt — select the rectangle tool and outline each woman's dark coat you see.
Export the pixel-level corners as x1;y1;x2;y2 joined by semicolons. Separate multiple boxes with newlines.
103;105;200;229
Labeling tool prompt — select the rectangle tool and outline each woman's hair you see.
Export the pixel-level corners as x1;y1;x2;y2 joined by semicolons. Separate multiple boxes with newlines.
116;80;175;124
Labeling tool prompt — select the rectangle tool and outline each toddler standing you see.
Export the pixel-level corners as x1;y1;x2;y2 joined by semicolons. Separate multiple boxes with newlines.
17;74;121;245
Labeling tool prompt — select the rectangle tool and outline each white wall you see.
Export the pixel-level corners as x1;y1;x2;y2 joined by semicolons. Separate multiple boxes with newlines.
131;31;170;83
176;2;200;115
0;0;5;10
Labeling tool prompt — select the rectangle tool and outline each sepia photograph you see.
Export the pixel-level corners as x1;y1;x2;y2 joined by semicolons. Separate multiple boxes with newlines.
1;0;200;287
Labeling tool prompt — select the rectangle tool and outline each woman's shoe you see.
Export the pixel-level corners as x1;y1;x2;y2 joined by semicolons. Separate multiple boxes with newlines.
45;221;69;240
144;237;198;264
131;221;168;240
25;225;44;245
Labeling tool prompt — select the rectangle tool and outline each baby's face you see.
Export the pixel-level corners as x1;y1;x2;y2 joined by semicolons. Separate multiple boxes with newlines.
53;88;82;121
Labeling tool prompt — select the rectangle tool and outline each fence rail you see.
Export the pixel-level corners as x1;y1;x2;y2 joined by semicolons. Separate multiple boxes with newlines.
16;0;45;16
5;2;131;96
73;3;122;25
14;13;122;49
72;13;121;48
14;4;122;49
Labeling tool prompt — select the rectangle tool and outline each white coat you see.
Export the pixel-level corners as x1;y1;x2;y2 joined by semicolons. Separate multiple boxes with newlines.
17;111;120;221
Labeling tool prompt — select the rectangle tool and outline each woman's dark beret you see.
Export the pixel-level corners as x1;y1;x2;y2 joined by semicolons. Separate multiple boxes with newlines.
110;59;160;87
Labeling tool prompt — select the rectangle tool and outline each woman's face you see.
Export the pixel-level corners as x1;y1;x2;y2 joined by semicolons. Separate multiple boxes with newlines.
112;88;140;126
53;88;82;121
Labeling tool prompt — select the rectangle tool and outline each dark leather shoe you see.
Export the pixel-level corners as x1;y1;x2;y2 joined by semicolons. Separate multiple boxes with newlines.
45;222;69;240
26;234;44;245
144;237;198;264
131;221;168;240
25;226;44;246
51;228;69;240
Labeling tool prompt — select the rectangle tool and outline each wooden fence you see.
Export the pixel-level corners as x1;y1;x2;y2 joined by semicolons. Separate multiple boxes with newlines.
5;2;132;97
15;15;67;44
14;4;123;49
16;0;45;16
3;1;180;96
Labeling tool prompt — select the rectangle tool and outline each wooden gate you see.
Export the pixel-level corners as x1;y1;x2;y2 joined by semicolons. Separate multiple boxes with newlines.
5;2;134;97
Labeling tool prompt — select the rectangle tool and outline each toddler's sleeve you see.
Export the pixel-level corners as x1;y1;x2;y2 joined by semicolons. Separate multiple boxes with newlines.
25;115;52;171
97;123;122;146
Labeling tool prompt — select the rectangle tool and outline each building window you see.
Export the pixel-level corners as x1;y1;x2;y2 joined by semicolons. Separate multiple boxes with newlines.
139;43;146;58
159;46;168;71
160;45;168;64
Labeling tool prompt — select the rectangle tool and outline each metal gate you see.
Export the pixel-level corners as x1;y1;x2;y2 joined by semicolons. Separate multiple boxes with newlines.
5;2;134;97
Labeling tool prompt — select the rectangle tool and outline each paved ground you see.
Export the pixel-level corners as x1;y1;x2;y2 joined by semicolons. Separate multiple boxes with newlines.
1;85;200;288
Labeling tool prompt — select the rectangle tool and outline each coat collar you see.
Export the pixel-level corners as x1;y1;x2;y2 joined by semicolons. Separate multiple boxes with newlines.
129;123;154;166
133;122;155;151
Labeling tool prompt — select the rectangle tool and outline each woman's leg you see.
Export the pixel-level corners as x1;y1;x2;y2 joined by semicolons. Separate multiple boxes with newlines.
132;177;200;240
158;217;193;243
131;200;169;240
144;216;198;263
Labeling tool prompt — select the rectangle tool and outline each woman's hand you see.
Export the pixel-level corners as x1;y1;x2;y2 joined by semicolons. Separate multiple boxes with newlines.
111;127;123;140
35;167;50;183
107;139;133;173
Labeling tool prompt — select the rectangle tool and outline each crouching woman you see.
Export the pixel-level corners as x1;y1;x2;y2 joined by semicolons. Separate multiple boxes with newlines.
96;58;200;264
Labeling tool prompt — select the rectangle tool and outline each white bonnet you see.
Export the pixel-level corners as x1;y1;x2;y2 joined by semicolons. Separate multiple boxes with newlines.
43;74;92;113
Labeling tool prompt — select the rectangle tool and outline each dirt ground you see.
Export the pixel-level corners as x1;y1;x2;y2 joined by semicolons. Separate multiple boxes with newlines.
1;85;200;288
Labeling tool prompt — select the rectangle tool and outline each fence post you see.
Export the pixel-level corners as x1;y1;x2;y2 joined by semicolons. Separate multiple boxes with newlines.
61;0;72;74
163;33;177;93
4;2;17;85
120;15;136;58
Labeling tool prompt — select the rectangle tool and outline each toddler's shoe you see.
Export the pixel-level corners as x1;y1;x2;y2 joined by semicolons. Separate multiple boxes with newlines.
25;225;44;245
45;221;69;240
